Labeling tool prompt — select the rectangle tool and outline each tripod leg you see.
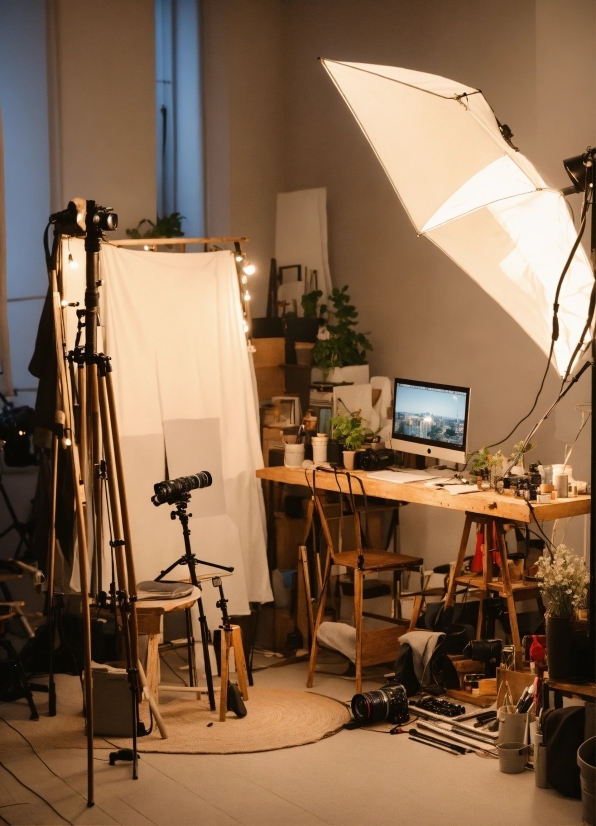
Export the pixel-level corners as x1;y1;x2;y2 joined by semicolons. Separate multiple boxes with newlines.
51;287;94;807
231;625;249;701
184;607;197;688
219;630;230;722
196;596;216;710
47;411;62;717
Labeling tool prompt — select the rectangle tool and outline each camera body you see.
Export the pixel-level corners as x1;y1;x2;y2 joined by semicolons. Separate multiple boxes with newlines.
351;682;409;726
494;471;541;500
357;447;395;471
151;471;212;506
49;198;118;237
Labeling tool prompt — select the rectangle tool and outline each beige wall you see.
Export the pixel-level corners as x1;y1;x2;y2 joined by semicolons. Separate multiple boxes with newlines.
47;0;156;236
204;0;595;564
201;0;286;310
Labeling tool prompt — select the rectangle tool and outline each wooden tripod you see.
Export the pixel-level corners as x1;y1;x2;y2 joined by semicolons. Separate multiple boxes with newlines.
45;216;164;806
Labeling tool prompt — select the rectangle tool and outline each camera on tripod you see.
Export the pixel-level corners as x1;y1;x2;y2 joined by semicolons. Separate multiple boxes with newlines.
49;198;118;237
151;471;212;506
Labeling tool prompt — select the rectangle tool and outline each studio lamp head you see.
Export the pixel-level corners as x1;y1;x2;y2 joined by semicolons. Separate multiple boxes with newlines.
562;148;595;195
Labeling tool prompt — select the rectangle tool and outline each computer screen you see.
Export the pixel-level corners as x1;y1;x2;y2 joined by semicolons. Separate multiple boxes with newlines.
390;377;470;463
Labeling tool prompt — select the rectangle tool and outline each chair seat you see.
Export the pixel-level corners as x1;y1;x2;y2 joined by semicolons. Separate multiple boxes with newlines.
332;550;423;571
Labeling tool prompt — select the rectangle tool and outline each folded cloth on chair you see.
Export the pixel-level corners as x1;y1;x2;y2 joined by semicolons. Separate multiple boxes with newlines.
317;621;357;662
136;581;194;600
396;630;445;685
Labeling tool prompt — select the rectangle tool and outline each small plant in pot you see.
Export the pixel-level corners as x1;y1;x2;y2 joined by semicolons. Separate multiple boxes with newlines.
467;446;503;488
311;286;372;381
331;411;365;470
536;544;589;679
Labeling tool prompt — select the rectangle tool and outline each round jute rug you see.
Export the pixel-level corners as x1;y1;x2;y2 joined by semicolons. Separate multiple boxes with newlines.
5;680;351;755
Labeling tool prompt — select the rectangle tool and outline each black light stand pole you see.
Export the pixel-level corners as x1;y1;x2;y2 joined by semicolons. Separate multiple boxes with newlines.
588;152;596;679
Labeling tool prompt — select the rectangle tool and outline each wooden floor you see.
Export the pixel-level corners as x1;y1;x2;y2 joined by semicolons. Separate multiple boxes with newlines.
0;650;583;826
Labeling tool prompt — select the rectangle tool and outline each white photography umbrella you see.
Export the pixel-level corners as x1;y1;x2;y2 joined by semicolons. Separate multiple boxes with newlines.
321;59;593;377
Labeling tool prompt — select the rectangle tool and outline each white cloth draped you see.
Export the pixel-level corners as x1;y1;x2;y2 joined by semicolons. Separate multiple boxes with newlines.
65;241;272;618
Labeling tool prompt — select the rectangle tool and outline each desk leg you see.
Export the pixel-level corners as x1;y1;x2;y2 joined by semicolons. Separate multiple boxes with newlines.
495;520;522;656
445;514;473;608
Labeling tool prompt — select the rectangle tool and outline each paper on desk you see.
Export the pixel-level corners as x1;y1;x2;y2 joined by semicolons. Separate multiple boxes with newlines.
367;470;442;483
425;481;479;496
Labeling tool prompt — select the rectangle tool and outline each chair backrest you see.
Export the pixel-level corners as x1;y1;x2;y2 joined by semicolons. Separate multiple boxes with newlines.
311;469;371;565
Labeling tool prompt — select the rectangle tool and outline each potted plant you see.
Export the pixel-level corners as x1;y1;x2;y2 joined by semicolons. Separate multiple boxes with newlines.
331;410;365;470
508;440;537;471
125;211;185;241
311;286;372;383
468;447;504;488
536;544;589;679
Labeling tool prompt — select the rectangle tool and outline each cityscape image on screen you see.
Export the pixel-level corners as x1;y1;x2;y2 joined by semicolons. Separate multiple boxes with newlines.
393;381;467;447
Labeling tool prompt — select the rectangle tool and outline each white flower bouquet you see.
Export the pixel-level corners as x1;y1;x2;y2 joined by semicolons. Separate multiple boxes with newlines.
536;544;589;618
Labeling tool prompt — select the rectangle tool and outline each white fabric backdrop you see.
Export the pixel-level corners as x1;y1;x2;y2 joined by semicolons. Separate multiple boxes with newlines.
65;241;272;620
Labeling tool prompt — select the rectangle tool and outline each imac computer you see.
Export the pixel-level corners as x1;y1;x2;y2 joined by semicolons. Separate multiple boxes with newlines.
390;377;470;465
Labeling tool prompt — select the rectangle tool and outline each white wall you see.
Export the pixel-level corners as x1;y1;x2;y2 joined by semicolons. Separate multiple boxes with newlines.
201;0;286;309
204;0;595;566
47;0;156;236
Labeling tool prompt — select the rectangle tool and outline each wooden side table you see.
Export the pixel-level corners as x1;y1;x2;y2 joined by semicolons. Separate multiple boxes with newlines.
136;587;204;702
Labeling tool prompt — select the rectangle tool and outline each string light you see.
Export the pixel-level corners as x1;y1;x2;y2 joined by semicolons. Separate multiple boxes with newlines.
61;300;68;307
241;274;248;285
234;241;244;262
244;291;251;301
243;321;249;333
68;253;78;269
243;262;255;275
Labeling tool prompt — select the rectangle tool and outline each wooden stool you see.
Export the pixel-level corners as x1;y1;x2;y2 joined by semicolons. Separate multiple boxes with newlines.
218;624;249;721
136;587;206;703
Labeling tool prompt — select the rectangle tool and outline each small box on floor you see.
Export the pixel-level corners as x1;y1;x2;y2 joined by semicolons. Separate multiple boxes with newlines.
93;666;134;736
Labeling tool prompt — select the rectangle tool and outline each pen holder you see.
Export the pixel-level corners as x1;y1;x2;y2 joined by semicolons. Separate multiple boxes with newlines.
497;706;534;745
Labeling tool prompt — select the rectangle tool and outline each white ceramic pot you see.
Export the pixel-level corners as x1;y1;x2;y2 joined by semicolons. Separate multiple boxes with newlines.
342;450;356;470
284;443;305;468
311;365;370;385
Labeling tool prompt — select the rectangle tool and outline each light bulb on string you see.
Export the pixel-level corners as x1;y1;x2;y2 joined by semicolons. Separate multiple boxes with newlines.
244;291;251;301
243;321;249;333
68;253;78;269
243;262;255;275
234;241;244;262
241;275;248;285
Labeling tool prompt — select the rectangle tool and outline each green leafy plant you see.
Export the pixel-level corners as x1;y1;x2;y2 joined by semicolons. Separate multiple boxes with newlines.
125;211;185;239
301;289;326;319
468;447;504;476
331;412;365;450
509;440;537;468
312;286;372;374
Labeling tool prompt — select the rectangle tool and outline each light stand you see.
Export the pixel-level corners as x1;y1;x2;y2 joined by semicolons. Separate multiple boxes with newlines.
563;149;596;678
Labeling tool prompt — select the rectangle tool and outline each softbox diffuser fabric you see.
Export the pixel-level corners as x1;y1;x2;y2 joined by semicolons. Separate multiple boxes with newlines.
321;60;594;376
65;241;272;619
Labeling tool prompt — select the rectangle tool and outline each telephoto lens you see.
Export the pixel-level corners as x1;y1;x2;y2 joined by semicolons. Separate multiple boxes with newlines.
151;471;212;506
351;683;409;726
358;448;394;471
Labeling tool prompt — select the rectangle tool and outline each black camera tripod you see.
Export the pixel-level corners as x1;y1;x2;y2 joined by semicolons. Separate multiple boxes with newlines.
154;493;234;711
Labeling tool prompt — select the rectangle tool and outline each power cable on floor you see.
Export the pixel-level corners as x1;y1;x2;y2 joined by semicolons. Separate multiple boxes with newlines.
0;759;72;825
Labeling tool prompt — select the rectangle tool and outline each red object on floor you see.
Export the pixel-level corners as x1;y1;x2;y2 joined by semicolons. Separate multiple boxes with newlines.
470;528;484;572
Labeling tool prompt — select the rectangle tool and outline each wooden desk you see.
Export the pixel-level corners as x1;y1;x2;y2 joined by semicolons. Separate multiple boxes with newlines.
257;466;590;662
256;466;590;523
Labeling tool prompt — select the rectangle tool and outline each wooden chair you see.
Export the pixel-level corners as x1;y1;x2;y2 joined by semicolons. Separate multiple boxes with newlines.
306;469;424;694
